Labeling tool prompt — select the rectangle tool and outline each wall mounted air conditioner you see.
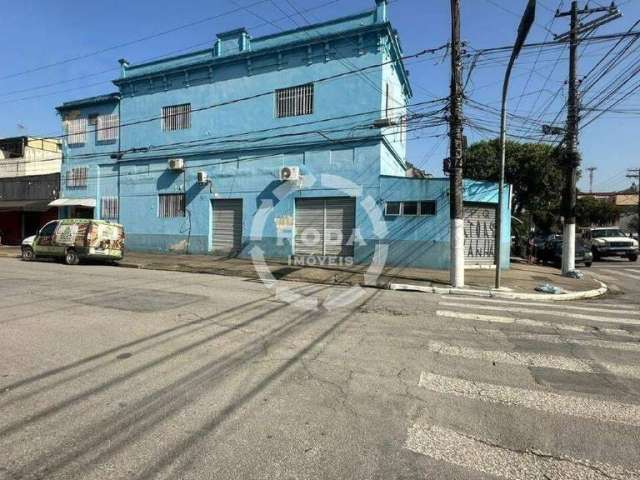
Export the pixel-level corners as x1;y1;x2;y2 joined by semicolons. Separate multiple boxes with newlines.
280;166;300;182
168;158;185;171
197;171;209;184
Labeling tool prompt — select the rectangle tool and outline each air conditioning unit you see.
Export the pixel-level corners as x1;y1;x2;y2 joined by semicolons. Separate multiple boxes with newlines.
280;166;300;182
168;158;184;171
197;171;209;184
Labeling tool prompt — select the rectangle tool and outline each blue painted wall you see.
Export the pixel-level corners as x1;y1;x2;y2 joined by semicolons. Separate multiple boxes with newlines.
56;2;511;271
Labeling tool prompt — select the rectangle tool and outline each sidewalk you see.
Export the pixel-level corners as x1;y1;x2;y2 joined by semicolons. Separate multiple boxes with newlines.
0;245;604;298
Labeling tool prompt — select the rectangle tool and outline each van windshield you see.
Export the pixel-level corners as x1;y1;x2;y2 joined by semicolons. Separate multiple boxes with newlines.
592;229;626;238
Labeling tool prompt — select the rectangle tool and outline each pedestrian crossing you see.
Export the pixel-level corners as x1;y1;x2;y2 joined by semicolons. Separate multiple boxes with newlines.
589;264;640;289
405;294;640;479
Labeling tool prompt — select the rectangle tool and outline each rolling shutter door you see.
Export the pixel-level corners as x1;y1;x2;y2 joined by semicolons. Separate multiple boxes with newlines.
212;199;243;254
295;198;355;257
295;199;325;256
464;204;496;265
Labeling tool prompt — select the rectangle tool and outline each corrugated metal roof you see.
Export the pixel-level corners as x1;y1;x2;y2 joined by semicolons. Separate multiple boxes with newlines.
56;93;121;112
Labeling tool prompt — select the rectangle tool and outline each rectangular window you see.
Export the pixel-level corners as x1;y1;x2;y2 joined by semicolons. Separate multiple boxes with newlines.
97;114;119;141
403;201;418;216
88;114;99;126
101;196;119;220
162;103;191;131
276;83;314;118
66;167;88;188
384;201;401;216
158;193;185;218
64;118;87;145
420;200;436;216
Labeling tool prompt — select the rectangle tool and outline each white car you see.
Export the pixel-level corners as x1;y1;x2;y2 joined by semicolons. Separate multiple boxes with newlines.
584;227;638;262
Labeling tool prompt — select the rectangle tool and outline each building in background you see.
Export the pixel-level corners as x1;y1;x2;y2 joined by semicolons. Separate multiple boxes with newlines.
578;184;639;230
55;0;510;269
0;137;61;245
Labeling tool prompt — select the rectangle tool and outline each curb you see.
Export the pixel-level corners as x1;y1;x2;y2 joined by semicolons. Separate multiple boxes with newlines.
388;281;608;301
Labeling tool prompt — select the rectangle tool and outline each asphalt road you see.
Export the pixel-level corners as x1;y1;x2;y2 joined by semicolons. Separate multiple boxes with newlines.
0;257;639;479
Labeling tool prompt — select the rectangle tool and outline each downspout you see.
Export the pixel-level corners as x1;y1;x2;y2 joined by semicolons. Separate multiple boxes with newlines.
117;101;121;223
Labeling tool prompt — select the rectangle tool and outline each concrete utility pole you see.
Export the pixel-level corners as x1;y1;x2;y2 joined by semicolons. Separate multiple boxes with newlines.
555;1;620;274
587;167;597;193
628;168;640;239
449;0;465;287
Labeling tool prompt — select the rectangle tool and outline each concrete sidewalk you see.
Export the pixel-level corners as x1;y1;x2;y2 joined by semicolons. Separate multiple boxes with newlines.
0;245;603;297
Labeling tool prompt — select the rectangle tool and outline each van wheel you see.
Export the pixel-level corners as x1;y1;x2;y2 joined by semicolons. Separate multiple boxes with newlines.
64;249;80;266
22;246;35;261
630;254;638;262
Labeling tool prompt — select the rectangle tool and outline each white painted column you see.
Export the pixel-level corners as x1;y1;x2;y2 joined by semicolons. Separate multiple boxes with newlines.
450;218;464;287
562;222;576;274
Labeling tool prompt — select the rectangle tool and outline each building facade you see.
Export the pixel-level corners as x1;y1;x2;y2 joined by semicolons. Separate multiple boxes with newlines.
0;137;61;245
56;0;510;269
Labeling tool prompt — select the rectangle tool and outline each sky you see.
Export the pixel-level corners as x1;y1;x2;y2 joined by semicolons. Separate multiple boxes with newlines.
1;0;638;193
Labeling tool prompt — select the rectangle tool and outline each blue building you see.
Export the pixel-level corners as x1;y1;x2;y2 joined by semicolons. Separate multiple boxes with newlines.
55;0;510;270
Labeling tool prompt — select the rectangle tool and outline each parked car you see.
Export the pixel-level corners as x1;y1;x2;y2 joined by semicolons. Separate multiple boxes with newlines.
537;238;593;267
583;227;638;262
21;219;125;265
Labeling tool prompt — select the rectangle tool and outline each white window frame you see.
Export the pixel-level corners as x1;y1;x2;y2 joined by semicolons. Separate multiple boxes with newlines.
64;118;87;145
275;83;314;118
384;200;437;217
97;114;119;142
158;193;185;218
402;201;419;216
419;200;437;216
384;201;401;216
101;196;119;220
162;104;191;131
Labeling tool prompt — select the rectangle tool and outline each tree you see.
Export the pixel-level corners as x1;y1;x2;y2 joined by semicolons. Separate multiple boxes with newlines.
464;139;565;231
575;196;622;227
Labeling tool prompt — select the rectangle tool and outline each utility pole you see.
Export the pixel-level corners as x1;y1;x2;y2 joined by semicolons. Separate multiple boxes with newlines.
449;0;464;287
555;1;620;274
587;167;597;193
628;168;640;239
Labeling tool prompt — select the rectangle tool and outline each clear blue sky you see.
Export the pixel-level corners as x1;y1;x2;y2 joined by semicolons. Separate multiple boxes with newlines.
1;0;638;192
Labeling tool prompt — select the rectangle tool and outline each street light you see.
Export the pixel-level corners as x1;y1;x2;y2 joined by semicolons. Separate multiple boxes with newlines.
495;0;537;289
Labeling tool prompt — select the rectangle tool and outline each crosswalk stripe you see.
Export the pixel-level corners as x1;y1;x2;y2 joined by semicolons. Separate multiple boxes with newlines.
624;268;640;275
439;296;639;316
427;340;640;380
495;330;640;353
436;310;636;338
598;268;640;281
439;302;640;326
418;372;640;427
406;422;640;480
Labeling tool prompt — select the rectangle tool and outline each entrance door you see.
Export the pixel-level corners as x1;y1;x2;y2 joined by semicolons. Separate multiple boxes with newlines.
295;198;355;257
211;199;243;255
464;204;496;266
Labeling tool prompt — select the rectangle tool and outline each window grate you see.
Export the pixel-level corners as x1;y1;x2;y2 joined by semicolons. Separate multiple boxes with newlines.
162;104;191;131
66;167;88;188
101;197;119;219
276;83;314;118
158;193;185;217
384;200;437;217
64;118;87;145
97;114;119;141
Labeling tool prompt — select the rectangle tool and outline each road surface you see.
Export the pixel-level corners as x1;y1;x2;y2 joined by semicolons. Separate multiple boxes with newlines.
0;257;638;479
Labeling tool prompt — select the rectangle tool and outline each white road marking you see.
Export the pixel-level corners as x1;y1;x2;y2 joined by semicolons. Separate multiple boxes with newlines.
435;310;636;338
406;422;640;480
598;269;640;281
624;268;640;275
495;330;640;353
439;302;640;326
418;372;640;427
427;340;640;380
439;297;639;315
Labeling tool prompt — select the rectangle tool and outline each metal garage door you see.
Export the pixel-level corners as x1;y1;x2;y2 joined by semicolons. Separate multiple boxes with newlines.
295;198;355;257
464;204;496;265
211;199;243;254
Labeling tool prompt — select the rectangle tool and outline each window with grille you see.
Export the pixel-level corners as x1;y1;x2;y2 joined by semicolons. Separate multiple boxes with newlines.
64;118;87;145
276;83;314;118
158;193;185;217
66;167;88;188
97;114;119;141
384;200;437;217
162;104;191;131
101;197;119;220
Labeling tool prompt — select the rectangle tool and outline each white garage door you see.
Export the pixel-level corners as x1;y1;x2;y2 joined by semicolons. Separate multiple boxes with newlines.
295;198;355;257
212;199;243;254
464;204;496;266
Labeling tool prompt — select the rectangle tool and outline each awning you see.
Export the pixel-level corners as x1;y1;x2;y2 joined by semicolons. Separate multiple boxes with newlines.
48;198;96;208
0;200;53;212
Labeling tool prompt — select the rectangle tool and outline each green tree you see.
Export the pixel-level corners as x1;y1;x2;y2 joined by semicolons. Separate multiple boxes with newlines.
576;196;622;226
464;139;565;231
